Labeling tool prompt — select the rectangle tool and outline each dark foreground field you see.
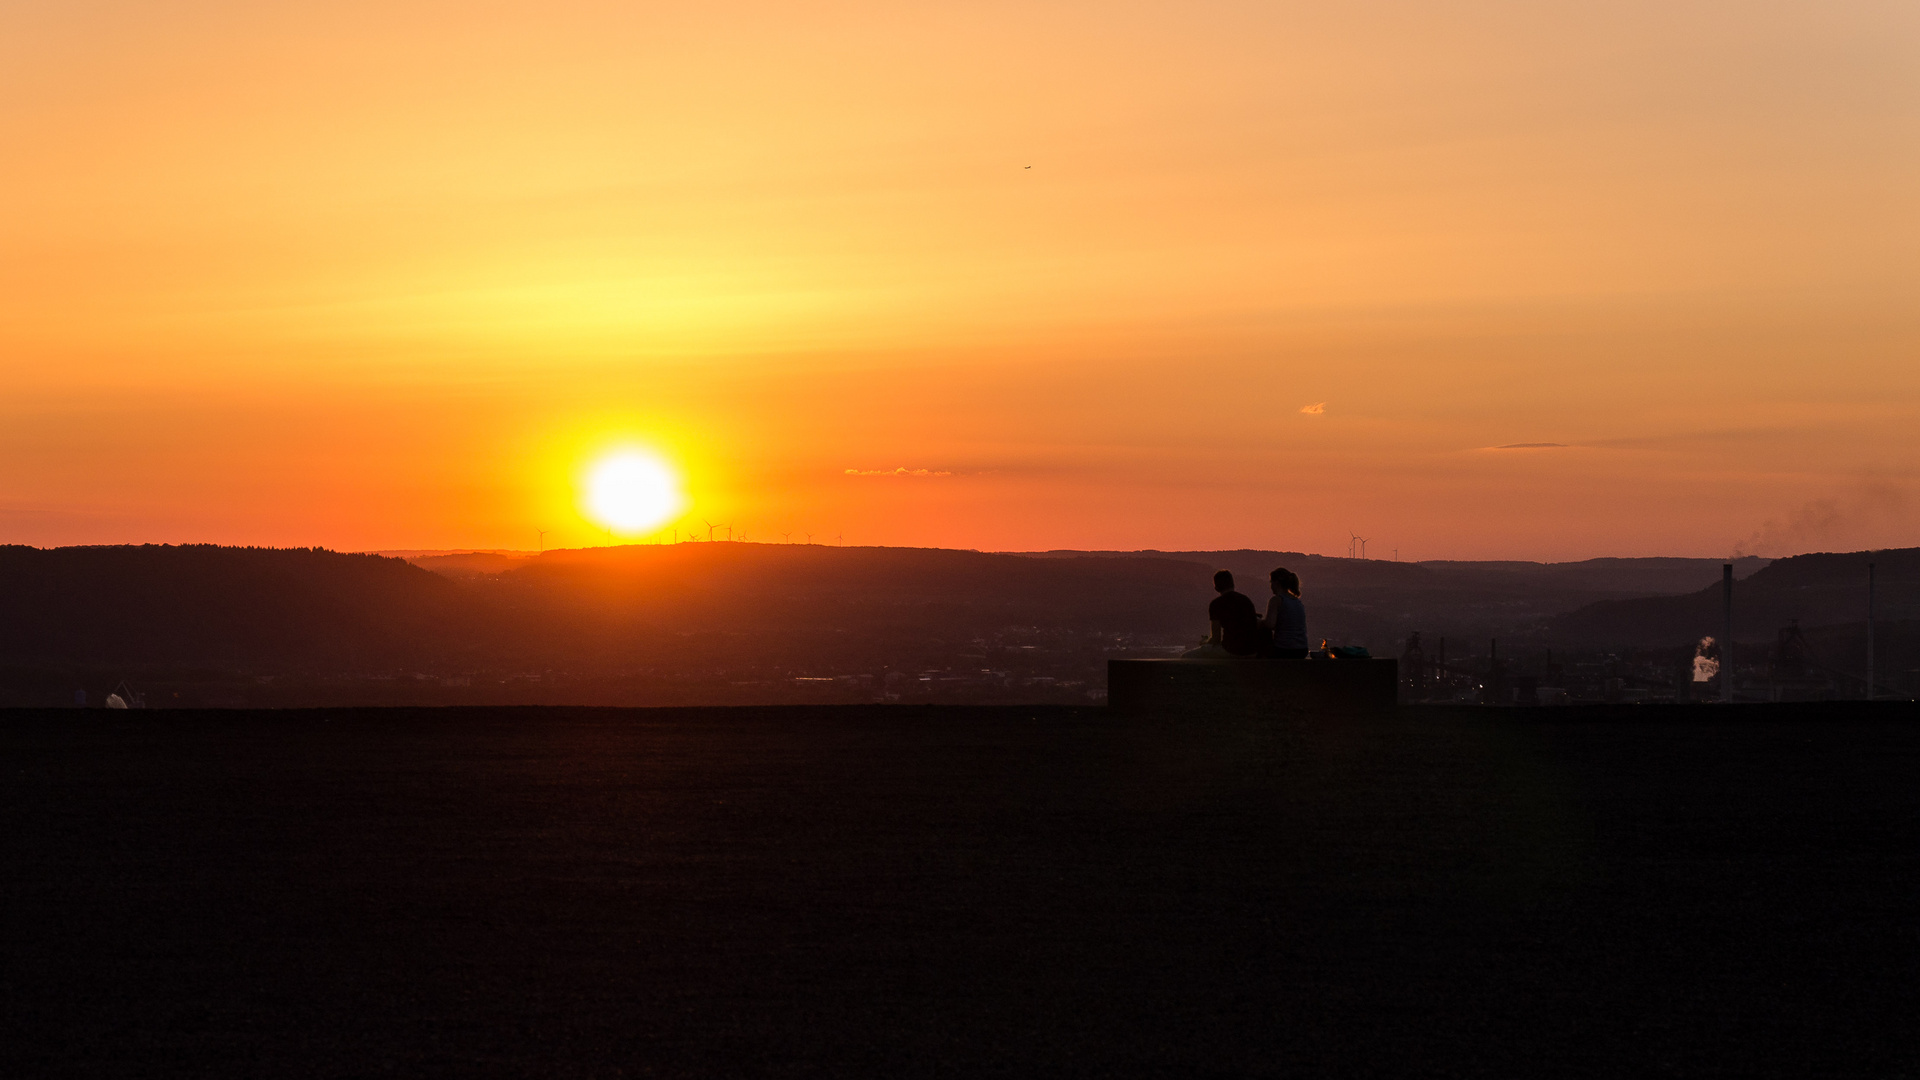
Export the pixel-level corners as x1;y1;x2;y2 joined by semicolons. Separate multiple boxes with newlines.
4;703;1918;1078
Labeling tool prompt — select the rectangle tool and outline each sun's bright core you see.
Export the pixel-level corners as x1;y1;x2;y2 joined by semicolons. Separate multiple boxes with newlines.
584;451;685;534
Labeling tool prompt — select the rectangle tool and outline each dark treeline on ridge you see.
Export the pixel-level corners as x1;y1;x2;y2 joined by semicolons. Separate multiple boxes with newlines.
0;542;1910;708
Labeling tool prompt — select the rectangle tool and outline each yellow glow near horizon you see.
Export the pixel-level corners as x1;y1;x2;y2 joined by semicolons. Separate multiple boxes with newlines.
2;1;1916;558
583;451;686;535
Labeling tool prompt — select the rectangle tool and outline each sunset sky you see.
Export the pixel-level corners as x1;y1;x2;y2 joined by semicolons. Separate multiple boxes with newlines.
3;0;1915;559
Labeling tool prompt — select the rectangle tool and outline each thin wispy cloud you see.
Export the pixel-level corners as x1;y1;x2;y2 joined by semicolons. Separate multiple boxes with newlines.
1298;402;1326;415
844;467;952;477
1487;442;1569;449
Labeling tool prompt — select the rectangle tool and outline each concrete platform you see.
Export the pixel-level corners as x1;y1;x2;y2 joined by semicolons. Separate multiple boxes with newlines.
1108;657;1399;714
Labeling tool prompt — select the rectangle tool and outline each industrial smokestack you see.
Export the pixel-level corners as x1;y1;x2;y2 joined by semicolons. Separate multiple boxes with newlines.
1721;564;1733;704
1868;561;1876;701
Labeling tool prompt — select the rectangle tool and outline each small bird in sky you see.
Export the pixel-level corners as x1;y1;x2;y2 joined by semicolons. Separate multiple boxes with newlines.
1024;165;1031;169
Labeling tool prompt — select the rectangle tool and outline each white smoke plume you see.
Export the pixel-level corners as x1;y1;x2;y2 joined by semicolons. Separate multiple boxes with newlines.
1692;636;1719;683
1735;480;1909;557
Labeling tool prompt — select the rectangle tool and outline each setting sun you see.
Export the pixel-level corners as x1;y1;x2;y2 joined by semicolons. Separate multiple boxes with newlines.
583;451;685;535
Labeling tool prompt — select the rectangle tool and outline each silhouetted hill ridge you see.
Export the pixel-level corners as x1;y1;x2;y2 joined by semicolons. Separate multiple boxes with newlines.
1547;547;1920;647
1026;548;1766;600
8;543;1910;697
504;544;1200;622
0;544;479;670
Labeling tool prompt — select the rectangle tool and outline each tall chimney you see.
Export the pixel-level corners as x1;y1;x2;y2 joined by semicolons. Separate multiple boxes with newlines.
1868;561;1876;701
1721;564;1734;704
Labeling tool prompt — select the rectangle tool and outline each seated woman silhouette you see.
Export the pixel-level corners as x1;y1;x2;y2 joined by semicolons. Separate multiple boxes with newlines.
1182;569;1262;658
1261;567;1309;659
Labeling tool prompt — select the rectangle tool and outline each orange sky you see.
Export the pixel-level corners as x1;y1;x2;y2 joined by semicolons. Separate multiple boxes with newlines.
3;0;1916;559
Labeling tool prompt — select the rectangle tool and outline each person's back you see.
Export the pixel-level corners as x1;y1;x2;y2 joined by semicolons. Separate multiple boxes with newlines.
1272;592;1307;649
1183;569;1262;658
1263;568;1309;657
1209;586;1261;656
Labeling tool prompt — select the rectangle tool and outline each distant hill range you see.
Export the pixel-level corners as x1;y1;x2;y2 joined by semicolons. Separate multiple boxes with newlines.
1020;550;1772;647
1544;548;1919;647
1;542;1910;706
0;545;478;672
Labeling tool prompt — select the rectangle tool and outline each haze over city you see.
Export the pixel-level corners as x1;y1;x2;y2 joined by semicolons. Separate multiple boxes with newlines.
5;0;1915;559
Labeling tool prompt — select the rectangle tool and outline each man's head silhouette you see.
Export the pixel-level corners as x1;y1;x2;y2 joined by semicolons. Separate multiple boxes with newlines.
1213;569;1234;593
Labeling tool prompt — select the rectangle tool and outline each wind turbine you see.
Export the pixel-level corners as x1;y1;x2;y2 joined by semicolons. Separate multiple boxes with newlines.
703;520;717;542
805;533;814;545
782;532;792;544
535;527;548;553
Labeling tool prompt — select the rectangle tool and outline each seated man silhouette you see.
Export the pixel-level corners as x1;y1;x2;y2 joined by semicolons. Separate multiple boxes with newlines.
1182;569;1262;658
